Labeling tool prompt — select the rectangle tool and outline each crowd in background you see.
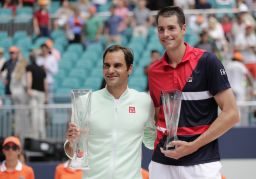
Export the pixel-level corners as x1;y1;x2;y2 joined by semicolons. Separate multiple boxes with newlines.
0;0;255;155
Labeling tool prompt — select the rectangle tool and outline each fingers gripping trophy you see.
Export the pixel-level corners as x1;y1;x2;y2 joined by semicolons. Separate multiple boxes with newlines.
68;89;92;170
161;90;182;150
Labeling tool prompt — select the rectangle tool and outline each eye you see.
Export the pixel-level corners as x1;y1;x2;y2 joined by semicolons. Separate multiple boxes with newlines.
114;63;123;68
158;27;164;33
103;63;110;69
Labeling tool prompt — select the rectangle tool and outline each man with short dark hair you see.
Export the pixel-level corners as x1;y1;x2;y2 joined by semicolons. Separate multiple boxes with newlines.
147;6;240;179
65;45;156;179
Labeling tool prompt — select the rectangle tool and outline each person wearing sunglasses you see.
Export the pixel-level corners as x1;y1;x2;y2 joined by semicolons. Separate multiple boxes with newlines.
0;136;35;179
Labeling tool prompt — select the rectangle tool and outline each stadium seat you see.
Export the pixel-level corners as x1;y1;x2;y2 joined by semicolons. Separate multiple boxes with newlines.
0;38;12;51
13;31;28;43
84;77;103;91
58;60;74;72
68;68;88;82
61;78;81;89
66;43;84;54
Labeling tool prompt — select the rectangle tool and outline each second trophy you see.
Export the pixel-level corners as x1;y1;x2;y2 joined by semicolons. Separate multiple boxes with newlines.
161;90;182;150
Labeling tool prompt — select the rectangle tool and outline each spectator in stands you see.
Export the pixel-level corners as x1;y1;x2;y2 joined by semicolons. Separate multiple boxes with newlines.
36;42;58;99
83;5;103;47
238;3;256;29
9;48;29;140
104;4;123;44
0;48;5;70
207;16;228;53
67;7;84;43
144;49;161;91
226;51;253;101
0;46;20;95
131;0;153;37
147;6;239;179
188;14;208;35
0;136;35;179
113;0;130;34
174;0;195;9
195;30;217;53
75;0;91;19
195;0;212;9
45;39;61;61
221;14;233;42
54;0;73;31
3;0;18;16
92;0;107;11
65;45;155;179
234;21;256;78
19;0;35;7
33;0;51;38
26;51;48;139
54;160;83;179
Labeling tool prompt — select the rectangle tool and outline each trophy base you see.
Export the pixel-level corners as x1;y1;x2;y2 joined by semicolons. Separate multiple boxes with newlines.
164;136;177;150
69;159;90;171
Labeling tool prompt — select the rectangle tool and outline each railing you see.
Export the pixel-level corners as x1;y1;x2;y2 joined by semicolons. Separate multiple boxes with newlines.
1;99;256;143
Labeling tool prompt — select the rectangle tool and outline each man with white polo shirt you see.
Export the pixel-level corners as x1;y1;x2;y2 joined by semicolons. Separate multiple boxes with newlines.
65;45;156;179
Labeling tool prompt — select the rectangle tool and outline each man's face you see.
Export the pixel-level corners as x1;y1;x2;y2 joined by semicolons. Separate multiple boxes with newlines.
157;15;186;51
103;50;132;89
2;143;20;161
10;51;19;60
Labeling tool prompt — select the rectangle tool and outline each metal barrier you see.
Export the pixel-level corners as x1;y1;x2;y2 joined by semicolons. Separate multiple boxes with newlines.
0;99;256;143
0;102;71;142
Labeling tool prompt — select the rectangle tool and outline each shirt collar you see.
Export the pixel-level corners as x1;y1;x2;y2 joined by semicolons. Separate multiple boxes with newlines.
161;42;194;66
103;87;129;100
0;160;22;172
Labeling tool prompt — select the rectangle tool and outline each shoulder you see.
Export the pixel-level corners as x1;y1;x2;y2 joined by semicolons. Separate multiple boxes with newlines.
55;163;65;171
129;89;152;103
22;164;34;173
147;59;163;74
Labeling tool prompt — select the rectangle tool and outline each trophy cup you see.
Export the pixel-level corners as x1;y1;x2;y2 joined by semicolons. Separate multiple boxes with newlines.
69;89;92;170
161;90;182;150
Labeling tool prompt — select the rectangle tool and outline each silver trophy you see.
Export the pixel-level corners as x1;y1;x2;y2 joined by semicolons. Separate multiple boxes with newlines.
69;89;92;170
161;90;182;150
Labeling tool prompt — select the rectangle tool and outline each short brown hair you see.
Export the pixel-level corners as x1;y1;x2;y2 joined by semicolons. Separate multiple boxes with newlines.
156;6;185;28
103;45;134;69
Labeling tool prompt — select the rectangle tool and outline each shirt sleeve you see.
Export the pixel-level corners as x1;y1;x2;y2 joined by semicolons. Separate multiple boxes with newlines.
143;97;156;150
206;52;231;96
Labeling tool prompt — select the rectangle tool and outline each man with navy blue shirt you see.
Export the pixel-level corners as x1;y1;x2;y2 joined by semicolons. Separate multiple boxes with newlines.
147;6;240;179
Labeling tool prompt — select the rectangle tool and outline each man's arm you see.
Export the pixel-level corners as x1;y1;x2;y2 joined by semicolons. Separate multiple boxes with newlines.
143;103;157;150
161;88;240;159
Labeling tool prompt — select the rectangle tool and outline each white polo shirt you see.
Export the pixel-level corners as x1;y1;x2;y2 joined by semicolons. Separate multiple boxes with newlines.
66;88;156;179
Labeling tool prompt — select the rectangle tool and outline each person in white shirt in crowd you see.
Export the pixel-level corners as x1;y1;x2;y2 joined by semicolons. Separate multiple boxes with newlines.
131;0;153;37
226;51;254;126
36;42;58;99
234;21;256;79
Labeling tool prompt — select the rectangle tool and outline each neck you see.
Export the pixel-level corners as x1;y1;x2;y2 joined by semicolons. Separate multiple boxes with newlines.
166;43;186;67
106;84;128;99
5;159;18;170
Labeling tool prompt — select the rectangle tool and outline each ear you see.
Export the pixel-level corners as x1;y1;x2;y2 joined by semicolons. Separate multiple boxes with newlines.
128;65;133;75
182;24;186;34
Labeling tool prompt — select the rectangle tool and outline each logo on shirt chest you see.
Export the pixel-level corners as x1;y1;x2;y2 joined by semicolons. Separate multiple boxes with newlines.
187;76;193;82
220;69;226;75
129;106;136;113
